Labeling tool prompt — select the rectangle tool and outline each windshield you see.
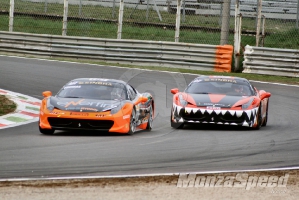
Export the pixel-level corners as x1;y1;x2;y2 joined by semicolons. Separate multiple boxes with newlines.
185;79;254;96
56;83;128;100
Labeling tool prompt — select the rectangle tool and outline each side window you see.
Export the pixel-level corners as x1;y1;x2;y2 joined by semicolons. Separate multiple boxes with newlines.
249;83;257;95
127;85;137;100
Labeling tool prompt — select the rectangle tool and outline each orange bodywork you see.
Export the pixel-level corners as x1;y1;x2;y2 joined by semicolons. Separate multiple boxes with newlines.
39;99;148;134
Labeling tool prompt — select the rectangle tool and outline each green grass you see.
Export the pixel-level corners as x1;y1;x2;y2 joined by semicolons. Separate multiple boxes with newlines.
0;95;16;116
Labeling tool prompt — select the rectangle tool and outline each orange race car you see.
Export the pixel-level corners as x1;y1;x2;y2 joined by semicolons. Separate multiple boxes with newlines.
170;75;271;130
39;78;154;135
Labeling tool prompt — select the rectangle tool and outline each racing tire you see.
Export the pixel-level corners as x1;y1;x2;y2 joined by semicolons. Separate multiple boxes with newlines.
170;112;184;129
39;125;55;135
127;109;136;135
146;104;153;130
262;100;269;127
254;106;262;130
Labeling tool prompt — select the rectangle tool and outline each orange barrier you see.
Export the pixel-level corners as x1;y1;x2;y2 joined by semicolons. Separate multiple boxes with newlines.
214;45;234;72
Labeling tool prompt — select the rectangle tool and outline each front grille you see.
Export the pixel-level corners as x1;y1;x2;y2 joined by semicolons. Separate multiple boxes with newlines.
220;111;246;123
48;118;114;130
180;109;248;124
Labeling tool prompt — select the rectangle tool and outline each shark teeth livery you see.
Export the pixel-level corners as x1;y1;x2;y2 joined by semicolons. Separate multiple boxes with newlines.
170;75;271;129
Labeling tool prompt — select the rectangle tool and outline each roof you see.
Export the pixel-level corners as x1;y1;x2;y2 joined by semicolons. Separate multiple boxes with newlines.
68;78;127;85
195;75;249;82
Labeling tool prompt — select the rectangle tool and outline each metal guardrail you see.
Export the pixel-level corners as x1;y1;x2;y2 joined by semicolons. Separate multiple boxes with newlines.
0;31;233;72
243;45;299;77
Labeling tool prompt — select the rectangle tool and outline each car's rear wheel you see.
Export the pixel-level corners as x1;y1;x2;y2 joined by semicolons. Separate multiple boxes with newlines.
146;104;153;130
262;100;269;127
127;109;136;135
39;125;55;135
170;112;184;129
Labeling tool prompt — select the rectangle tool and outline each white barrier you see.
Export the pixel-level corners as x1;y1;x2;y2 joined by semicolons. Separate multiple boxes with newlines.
242;45;299;77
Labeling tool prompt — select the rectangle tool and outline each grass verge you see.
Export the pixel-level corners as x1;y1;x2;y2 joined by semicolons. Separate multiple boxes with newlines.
0;95;17;116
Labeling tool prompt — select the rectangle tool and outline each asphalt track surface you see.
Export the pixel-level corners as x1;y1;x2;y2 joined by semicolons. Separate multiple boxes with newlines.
1;56;299;179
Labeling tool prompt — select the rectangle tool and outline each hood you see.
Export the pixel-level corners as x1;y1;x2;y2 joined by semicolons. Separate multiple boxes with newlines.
184;93;251;108
49;97;122;112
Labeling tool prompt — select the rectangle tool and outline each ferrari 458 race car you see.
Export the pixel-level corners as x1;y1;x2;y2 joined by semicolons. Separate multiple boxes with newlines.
170;75;271;129
39;78;154;135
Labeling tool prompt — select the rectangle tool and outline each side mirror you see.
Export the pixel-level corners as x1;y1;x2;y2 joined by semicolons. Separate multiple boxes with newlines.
42;91;52;97
170;88;179;94
134;96;148;105
260;92;271;100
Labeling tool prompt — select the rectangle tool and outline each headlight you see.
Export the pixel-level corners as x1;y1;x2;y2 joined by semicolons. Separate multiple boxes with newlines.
179;95;188;107
102;103;123;114
110;105;122;114
46;98;54;111
242;98;254;109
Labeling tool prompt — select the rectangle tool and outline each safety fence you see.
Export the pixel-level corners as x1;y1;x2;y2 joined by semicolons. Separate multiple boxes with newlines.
243;45;299;77
0;31;233;72
1;0;298;49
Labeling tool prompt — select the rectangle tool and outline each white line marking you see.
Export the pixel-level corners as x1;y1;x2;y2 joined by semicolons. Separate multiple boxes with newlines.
1;166;299;182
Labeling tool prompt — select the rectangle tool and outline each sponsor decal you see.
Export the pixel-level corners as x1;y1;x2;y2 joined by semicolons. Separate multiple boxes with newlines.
50;111;65;115
123;114;130;119
64;85;81;89
206;106;221;110
80;107;98;112
68;81;78;85
70;112;89;116
58;100;110;108
192;80;203;83
141;117;149;123
64;99;85;108
203;103;226;107
88;78;108;81
177;173;289;190
78;81;112;86
96;114;107;117
204;78;237;83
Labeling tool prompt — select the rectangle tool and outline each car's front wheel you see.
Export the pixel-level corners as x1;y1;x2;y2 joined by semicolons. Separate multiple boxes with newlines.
146;104;153;130
170;112;184;129
39;125;55;135
262;100;269;127
127;109;136;135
